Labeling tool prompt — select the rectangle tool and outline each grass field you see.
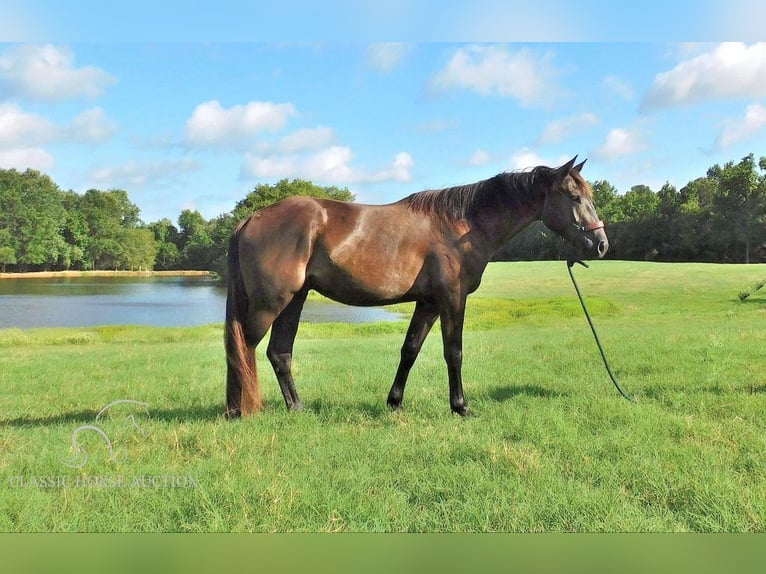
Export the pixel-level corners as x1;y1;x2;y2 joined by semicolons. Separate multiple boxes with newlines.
1;260;765;532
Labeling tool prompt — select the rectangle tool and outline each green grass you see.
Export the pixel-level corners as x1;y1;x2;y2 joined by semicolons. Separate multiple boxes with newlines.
1;260;766;532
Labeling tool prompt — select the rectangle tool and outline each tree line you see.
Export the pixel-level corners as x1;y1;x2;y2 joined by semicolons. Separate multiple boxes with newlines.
0;171;353;275
1;153;764;275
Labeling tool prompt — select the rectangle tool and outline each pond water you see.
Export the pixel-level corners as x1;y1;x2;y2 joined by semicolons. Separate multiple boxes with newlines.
0;276;403;329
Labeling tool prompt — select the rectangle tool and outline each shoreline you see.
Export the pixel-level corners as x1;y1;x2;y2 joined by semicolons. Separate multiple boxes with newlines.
0;270;214;280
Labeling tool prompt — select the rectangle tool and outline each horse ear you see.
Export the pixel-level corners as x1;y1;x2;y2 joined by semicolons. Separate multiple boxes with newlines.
574;158;587;173
556;156;578;178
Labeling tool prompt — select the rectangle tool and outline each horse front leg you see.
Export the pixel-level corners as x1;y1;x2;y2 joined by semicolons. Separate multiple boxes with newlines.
440;298;470;416
387;300;439;411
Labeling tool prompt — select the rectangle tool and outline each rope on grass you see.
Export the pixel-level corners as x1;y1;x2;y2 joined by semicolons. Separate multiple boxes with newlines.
567;258;634;402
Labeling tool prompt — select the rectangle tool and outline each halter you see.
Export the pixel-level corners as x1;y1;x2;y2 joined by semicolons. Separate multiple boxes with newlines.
568;192;604;234
573;219;605;233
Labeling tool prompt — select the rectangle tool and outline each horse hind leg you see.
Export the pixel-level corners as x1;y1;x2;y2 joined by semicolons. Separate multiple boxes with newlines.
226;309;274;418
267;289;308;411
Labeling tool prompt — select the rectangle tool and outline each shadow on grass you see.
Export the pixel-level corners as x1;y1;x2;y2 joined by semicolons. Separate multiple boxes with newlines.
2;404;225;427
488;384;568;402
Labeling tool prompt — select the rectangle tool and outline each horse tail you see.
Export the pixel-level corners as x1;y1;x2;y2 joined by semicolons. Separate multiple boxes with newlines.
225;218;261;417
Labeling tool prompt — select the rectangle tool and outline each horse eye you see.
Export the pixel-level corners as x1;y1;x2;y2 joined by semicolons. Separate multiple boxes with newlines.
570;194;582;204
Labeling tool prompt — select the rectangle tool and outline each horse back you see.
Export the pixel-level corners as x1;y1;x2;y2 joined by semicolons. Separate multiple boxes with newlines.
236;195;476;307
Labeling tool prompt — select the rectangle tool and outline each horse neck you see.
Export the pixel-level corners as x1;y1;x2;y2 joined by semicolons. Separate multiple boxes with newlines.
467;184;545;256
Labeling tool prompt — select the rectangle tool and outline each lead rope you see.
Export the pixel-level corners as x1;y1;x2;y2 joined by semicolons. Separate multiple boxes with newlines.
567;259;634;402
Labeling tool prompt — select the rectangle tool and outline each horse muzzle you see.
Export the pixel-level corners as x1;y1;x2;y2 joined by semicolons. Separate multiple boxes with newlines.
572;221;608;259
596;237;608;258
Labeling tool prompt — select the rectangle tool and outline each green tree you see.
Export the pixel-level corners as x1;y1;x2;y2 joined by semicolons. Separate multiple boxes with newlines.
0;169;67;270
120;227;158;271
0;173;19;271
0;228;16;272
620;184;659;221
148;218;181;270
207;212;238;277
679;176;717;215
232;178;355;222
177;209;213;270
707;154;766;263
61;191;89;269
78;189;146;270
657;182;680;218
590;180;624;223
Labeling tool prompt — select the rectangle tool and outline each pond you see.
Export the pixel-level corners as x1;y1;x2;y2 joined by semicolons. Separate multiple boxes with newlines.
0;276;403;329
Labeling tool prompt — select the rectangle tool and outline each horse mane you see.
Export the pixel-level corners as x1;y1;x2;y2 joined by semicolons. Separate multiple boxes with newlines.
405;166;550;222
405;165;593;222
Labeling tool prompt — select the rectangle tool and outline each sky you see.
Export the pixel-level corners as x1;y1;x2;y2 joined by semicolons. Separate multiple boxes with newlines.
1;2;766;224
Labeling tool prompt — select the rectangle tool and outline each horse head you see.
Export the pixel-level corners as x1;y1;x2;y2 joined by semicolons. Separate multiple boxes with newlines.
540;156;608;260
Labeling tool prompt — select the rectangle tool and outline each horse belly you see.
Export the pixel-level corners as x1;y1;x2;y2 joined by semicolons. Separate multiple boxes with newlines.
310;218;427;305
309;250;420;305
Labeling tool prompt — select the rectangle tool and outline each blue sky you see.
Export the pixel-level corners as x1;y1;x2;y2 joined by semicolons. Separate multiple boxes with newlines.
1;3;766;223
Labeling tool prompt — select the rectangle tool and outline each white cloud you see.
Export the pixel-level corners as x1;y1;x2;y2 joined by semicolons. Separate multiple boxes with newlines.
430;45;560;107
0;102;55;146
89;157;200;188
184;99;296;147
366;43;411;73
509;148;559;171
592;126;647;162
388;152;415;181
244;154;294;180
276;126;336;154
603;75;634;101
536;112;599;146
716;103;766;149
0;147;55;171
0;103;116;146
64;108;117;144
243;147;413;185
508;150;574;172
0;44;115;102
304;146;360;183
0;103;116;171
467;149;491;166
642;42;766;110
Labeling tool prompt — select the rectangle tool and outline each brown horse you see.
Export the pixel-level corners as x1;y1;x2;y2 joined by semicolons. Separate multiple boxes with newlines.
225;156;607;417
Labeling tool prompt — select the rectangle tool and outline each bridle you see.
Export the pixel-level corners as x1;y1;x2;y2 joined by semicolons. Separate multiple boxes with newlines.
573;219;605;233
570;194;604;234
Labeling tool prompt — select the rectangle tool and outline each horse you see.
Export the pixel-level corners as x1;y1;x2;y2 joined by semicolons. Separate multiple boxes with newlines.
224;156;607;418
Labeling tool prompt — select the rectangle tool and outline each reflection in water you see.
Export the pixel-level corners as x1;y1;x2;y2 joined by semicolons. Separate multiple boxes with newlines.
0;276;403;328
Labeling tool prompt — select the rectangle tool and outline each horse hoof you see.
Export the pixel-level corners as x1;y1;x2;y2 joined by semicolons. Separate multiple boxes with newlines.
225;407;242;420
387;399;403;412
451;404;471;417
